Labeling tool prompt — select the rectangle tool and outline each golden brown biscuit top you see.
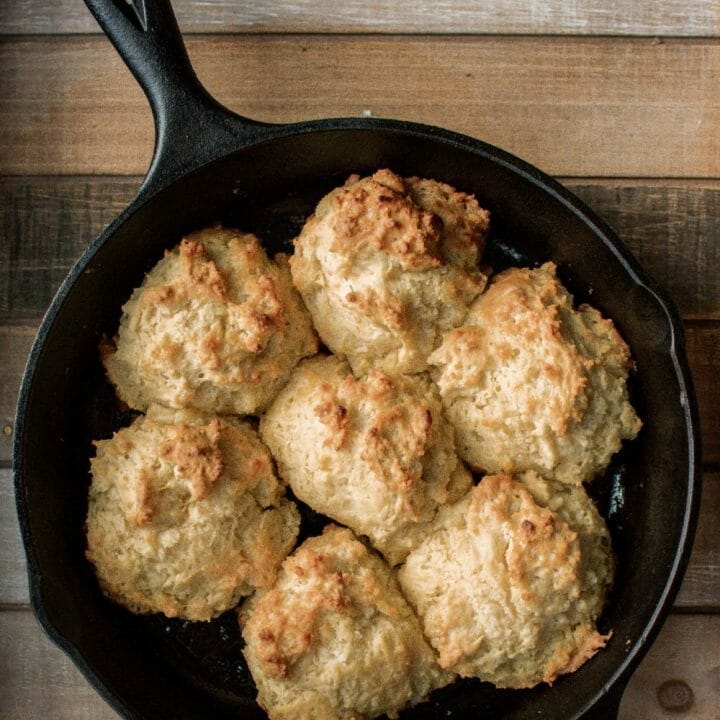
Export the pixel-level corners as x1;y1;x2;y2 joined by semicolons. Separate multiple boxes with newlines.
328;171;442;271
94;409;275;530
467;474;581;603
86;408;301;620
312;368;434;499
242;526;408;680
314;169;489;272
397;471;612;687
470;261;633;368
405;175;490;270
103;226;318;415
178;237;228;302
430;261;640;483
140;231;289;356
260;355;472;566
290;170;489;375
156;419;224;503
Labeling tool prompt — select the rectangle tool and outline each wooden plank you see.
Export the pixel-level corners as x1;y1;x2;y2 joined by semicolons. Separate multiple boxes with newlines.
569;183;720;321
0;470;28;607
3;178;718;321
2;464;718;609
675;473;720;610
0;177;139;319
1;36;718;177
0;611;121;720
686;325;720;468
0;609;716;719
618;615;720;719
0;0;718;36
0;325;35;463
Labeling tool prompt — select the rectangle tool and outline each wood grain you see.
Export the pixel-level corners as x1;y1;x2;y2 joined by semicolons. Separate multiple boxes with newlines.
0;177;139;319
685;325;720;467
570;183;720;321
1;36;719;177
0;325;35;462
0;470;28;607
675;473;719;610
0;610;121;720
0;609;717;719
2;177;719;320
617;615;720;719
0;0;718;36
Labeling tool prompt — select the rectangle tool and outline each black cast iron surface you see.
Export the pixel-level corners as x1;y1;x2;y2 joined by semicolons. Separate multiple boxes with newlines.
14;2;701;719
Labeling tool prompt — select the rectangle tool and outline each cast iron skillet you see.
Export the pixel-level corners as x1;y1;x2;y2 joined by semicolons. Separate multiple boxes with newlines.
14;1;701;718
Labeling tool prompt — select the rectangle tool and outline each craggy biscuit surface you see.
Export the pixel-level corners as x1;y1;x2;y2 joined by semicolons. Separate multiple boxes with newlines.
86;406;300;621
103;226;317;415
260;355;472;565
429;262;641;484
90;175;633;707
241;525;452;720
290;169;490;375
397;472;613;688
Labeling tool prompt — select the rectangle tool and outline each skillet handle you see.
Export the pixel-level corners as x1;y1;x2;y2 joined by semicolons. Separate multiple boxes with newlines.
83;0;271;195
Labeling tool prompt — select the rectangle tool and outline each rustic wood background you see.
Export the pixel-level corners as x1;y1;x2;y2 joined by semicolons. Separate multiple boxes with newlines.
0;1;718;718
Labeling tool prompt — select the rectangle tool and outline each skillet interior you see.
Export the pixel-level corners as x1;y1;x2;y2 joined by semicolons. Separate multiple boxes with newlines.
16;126;698;720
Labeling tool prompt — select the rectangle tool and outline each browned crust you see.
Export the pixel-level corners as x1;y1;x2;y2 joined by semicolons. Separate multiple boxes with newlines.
179;238;228;302
86;412;300;620
406;175;491;267
467;474;581;595
243;526;407;680
543;626;611;684
314;382;351;451
102;225;318;415
327;169;444;271
315;367;436;501
158;419;224;502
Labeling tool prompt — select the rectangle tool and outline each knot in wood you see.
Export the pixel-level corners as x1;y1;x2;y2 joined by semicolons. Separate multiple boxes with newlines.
656;679;694;713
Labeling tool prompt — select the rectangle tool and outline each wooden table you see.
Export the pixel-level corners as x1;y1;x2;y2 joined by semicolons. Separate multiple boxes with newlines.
1;2;718;718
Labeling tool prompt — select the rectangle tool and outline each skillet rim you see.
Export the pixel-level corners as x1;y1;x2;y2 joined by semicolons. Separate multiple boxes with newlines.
13;116;702;720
